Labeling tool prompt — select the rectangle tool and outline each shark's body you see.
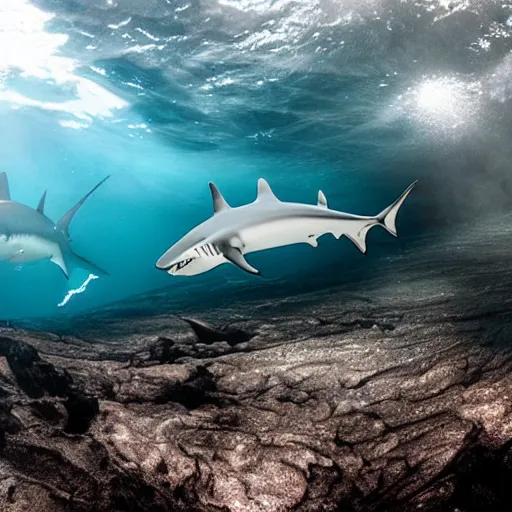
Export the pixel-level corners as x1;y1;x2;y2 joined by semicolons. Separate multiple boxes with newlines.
156;178;417;277
0;172;109;278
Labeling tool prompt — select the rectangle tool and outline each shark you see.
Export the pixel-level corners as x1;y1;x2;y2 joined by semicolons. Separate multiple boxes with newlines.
156;178;417;277
0;172;109;279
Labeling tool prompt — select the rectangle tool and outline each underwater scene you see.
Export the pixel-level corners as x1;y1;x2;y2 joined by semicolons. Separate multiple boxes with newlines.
2;1;512;511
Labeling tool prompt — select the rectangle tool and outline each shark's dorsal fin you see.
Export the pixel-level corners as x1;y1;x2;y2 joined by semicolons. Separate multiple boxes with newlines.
57;176;110;238
0;172;10;201
317;190;328;208
37;190;47;214
208;182;231;214
256;178;279;202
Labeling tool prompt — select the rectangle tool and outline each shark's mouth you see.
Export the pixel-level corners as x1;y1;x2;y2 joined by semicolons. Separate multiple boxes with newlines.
166;257;194;274
158;243;224;276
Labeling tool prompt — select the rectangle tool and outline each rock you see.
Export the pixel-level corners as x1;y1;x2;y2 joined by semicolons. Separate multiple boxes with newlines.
180;316;254;346
0;337;73;399
3;259;512;511
63;393;100;434
148;337;189;364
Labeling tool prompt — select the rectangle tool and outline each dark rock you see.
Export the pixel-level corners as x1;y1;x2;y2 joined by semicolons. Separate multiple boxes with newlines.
0;400;21;446
181;316;254;346
0;337;73;398
154;365;218;408
148;337;189;364
64;393;99;434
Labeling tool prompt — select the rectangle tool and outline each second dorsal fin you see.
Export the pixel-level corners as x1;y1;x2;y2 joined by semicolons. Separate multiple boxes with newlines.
317;190;328;208
37;190;47;214
208;182;231;214
256;178;279;202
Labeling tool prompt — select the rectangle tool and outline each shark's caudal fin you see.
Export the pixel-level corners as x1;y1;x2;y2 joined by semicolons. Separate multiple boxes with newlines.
70;250;109;277
57;176;110;238
344;181;417;254
376;180;418;237
50;249;108;280
0;172;10;200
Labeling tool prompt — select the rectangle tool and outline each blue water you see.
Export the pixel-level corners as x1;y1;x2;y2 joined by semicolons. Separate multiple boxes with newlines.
1;0;512;322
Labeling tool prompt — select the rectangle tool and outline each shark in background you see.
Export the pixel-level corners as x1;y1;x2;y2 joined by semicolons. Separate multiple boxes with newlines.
0;172;109;279
156;178;417;277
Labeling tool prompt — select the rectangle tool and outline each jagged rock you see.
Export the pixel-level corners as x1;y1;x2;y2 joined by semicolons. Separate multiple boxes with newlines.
0;337;73;399
148;337;189;364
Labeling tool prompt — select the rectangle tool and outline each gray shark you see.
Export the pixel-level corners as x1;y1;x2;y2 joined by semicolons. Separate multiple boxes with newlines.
156;178;417;277
0;172;109;279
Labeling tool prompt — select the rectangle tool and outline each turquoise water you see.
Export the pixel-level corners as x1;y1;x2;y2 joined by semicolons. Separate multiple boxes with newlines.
1;0;512;322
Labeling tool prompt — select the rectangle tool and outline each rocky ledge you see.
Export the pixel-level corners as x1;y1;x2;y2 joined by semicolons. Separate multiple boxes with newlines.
2;225;512;511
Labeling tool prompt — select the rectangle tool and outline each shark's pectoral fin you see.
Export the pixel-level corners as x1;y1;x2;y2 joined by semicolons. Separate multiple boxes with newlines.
221;244;260;276
51;250;69;279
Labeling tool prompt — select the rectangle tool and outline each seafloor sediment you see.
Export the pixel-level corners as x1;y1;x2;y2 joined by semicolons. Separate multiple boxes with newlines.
2;223;512;511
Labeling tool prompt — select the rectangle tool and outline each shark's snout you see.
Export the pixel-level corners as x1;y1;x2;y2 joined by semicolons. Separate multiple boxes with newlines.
156;255;195;275
156;247;193;274
155;258;170;270
155;248;177;270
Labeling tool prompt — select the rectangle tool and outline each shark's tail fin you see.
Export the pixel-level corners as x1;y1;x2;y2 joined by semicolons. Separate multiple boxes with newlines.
70;250;109;277
376;180;418;237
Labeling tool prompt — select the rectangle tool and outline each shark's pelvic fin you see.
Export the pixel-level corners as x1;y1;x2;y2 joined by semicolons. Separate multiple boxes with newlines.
317;190;328;208
0;172;10;201
51;249;69;279
57;175;110;238
256;178;279;202
208;182;231;214
37;190;47;214
221;243;260;275
377;180;418;237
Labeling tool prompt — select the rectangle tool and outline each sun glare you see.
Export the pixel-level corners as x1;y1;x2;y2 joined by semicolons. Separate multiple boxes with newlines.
0;0;127;126
416;80;458;113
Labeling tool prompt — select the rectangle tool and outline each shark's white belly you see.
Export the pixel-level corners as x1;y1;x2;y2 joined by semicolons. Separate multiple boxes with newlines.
241;217;355;253
0;234;58;263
